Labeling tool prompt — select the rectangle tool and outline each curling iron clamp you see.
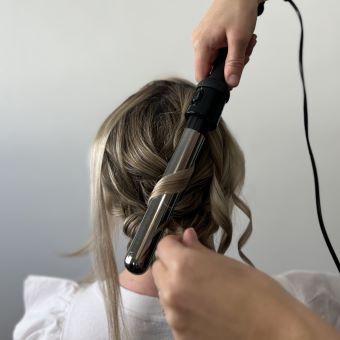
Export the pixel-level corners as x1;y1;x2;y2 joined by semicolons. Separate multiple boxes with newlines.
124;48;230;274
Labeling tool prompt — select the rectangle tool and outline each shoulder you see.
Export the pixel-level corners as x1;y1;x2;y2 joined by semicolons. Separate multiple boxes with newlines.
13;275;79;340
273;270;340;330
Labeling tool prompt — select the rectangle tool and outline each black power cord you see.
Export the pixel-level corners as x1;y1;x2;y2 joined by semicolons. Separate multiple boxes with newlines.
283;0;340;273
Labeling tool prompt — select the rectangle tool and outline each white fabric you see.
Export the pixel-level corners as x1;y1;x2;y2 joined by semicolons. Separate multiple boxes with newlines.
13;270;340;340
13;276;171;340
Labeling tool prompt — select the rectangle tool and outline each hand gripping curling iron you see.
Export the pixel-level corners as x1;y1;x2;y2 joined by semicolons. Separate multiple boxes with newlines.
124;48;230;274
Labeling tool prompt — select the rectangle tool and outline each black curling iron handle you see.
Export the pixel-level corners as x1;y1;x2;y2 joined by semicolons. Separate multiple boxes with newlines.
186;48;230;134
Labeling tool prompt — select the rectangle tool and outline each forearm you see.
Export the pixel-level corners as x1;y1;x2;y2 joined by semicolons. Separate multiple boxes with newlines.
248;273;339;340
273;294;340;340
293;300;340;340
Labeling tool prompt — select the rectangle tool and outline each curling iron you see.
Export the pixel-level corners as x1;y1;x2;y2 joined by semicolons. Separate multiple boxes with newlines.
125;48;230;274
124;2;267;275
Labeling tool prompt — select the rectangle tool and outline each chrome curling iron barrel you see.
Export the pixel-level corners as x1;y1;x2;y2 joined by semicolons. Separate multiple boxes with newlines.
125;48;230;274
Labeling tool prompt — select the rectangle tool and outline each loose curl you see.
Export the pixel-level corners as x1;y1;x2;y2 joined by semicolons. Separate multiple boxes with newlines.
86;78;253;340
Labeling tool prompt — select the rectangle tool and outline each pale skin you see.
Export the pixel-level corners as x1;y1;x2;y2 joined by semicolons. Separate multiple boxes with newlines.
119;267;158;298
193;0;260;87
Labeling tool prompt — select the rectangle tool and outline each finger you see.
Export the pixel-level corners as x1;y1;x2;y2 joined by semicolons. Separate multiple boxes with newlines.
156;235;186;268
194;44;218;82
182;228;200;248
224;35;249;88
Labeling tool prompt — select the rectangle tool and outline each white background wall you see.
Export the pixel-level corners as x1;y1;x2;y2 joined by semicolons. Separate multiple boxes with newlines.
1;0;339;338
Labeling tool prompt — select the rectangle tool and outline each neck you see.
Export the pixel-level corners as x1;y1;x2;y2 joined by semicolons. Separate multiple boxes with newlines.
119;268;158;297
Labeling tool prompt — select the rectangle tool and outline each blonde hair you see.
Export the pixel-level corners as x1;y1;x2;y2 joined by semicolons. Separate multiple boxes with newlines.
84;78;253;339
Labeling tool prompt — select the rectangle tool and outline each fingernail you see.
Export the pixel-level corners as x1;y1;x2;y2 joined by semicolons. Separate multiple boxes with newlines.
227;74;240;87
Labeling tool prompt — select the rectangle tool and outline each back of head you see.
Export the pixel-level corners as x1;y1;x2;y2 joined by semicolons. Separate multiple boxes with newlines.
90;78;253;339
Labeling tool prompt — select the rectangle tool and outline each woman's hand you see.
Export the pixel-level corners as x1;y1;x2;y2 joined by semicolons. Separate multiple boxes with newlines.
192;0;259;88
152;228;340;340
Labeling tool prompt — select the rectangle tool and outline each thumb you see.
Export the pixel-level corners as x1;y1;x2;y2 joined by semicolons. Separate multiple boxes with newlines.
182;228;203;248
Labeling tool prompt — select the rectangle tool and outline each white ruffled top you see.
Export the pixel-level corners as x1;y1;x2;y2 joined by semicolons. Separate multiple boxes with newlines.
13;271;340;340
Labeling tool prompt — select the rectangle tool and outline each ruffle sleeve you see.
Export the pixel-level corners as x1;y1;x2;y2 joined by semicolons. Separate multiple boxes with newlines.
13;275;79;340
